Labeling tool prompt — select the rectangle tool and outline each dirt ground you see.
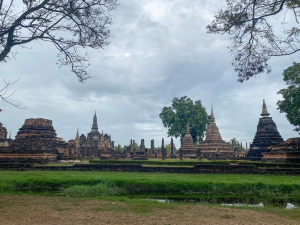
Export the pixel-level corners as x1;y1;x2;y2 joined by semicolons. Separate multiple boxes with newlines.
0;195;298;225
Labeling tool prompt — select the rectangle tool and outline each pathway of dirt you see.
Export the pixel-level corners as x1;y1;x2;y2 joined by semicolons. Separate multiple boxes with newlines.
0;195;298;225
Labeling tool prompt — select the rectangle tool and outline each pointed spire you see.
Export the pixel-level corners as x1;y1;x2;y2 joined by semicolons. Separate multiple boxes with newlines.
261;99;270;117
91;110;98;131
210;104;215;122
9;131;11;139
76;128;79;139
185;122;191;134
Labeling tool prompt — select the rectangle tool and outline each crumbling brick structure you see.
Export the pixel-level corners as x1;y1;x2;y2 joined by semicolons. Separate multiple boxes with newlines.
247;100;284;161
197;107;234;159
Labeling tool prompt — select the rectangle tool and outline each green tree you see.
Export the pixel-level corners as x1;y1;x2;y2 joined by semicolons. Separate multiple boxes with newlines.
159;96;210;143
230;138;247;151
277;62;300;134
230;138;239;149
133;142;140;151
165;143;171;153
207;0;300;82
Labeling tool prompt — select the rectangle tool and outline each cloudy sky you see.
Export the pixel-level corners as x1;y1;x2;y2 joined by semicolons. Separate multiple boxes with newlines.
0;0;298;148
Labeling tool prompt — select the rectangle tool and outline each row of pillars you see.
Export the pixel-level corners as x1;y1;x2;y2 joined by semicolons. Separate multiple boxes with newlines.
231;141;252;150
115;138;176;160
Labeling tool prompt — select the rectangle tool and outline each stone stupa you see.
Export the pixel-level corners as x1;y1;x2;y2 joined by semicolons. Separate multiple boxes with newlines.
247;100;284;161
180;122;197;159
197;106;233;159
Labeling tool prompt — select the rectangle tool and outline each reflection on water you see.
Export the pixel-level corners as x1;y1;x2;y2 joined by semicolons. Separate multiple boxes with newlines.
221;202;264;207
150;199;298;209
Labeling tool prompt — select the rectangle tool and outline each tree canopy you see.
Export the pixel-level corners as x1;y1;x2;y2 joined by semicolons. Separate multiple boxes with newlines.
207;0;300;82
0;0;118;82
277;62;300;134
159;96;210;143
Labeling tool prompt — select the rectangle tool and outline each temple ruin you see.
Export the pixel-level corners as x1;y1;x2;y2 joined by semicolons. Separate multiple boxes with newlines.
262;137;300;163
247;100;284;161
0;119;60;163
180;122;197;158
197;107;234;159
74;112;115;159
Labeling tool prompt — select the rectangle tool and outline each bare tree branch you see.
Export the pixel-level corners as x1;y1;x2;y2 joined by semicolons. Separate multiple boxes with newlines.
0;76;26;112
0;0;119;82
207;0;300;82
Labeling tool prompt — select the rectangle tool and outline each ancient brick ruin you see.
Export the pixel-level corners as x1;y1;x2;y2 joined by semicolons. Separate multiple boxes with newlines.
74;112;115;159
262;137;300;163
0;123;12;148
0;100;297;164
197;107;234;159
0;122;7;139
180;122;196;159
0;119;59;163
247;100;284;161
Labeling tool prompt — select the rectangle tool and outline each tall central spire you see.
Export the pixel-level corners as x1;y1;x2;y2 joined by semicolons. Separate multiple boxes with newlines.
261;99;270;117
210;105;215;123
92;110;98;131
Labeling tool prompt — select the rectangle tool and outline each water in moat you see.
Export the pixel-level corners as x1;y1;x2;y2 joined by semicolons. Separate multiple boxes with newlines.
149;198;298;209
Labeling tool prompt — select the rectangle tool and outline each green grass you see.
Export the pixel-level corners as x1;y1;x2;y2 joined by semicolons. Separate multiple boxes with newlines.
0;171;299;204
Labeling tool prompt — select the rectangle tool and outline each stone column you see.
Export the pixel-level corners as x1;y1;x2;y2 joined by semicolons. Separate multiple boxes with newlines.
179;148;183;161
145;148;149;160
171;138;174;159
140;139;145;152
151;139;154;155
133;140;136;156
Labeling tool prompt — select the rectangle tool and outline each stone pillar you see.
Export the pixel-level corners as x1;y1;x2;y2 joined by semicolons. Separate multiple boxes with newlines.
140;139;145;152
130;139;133;151
196;147;202;161
161;138;166;160
112;141;114;149
241;142;242;150
145;148;149;160
133;140;136;155
179;148;183;161
151;139;154;155
171;138;174;159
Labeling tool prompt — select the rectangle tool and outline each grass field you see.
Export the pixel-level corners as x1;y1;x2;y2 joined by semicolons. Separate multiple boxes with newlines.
0;170;300;205
1;195;299;224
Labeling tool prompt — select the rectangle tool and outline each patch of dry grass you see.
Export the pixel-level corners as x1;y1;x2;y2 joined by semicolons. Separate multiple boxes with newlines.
0;195;299;225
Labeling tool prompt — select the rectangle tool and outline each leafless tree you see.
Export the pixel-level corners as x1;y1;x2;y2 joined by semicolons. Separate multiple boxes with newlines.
0;0;118;82
0;76;25;112
207;0;300;82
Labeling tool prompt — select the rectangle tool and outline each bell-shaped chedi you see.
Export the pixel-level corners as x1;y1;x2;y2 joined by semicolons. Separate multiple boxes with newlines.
247;100;284;161
180;122;197;158
197;106;233;159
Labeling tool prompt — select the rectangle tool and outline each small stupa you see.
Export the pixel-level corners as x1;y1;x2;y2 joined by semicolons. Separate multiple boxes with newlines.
180;122;197;158
247;100;284;161
197;106;233;159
